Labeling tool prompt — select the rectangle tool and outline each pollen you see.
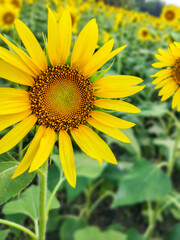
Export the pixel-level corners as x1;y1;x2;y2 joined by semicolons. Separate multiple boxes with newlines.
172;58;180;84
29;65;95;131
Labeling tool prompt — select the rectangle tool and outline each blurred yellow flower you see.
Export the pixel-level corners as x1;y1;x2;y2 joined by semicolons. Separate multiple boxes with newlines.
138;27;152;41
152;42;180;109
0;3;19;29
7;0;22;8
161;5;179;25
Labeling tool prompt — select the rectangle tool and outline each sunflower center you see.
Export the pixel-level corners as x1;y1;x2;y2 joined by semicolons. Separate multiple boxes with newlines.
11;0;21;8
142;30;148;37
165;10;175;21
172;59;180;84
3;12;15;25
29;65;95;131
70;13;76;26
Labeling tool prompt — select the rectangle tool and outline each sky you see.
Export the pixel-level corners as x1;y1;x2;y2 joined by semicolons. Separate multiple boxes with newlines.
162;0;180;6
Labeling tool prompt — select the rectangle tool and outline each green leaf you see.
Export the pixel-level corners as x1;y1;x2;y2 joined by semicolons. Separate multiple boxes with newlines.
3;185;60;221
101;165;123;183
138;102;168;117
47;210;61;233
75;152;105;179
168;223;180;240
60;218;87;240
74;227;127;240
0;229;10;240
154;139;174;162
5;214;26;237
0;153;35;205
112;159;172;207
102;230;127;240
66;177;91;204
126;229;147;240
106;128;141;157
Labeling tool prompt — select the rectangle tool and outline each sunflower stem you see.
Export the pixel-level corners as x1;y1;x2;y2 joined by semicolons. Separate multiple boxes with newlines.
0;219;37;240
46;170;64;218
39;161;48;240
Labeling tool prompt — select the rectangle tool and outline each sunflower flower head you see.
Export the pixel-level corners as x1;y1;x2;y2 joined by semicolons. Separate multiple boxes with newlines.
0;8;144;187
152;42;180;109
161;5;179;26
0;3;19;29
138;27;152;41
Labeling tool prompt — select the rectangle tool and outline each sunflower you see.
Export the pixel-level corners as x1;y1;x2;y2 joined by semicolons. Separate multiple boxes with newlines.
161;5;179;25
6;0;22;8
0;9;144;187
0;3;19;29
152;42;180;109
138;27;152;41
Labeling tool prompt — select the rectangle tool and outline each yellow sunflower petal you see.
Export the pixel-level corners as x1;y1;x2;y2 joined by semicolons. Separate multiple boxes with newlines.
158;48;174;59
160;82;178;101
169;43;180;58
80;39;114;78
12;125;46;179
71;126;102;165
155;54;175;65
0;46;36;77
59;130;76;188
29;128;55;172
0;34;40;76
0;88;29;97
177;104;180;112
0;99;31;115
94;99;141;113
158;80;178;97
58;9;72;65
87;117;130;143
82;44;126;78
48;8;58;66
172;88;180;109
15;19;47;71
93;75;143;89
107;44;127;62
0;115;37;154
0;110;32;131
71;125;117;165
71;18;98;69
0;59;34;86
95;85;145;98
151;69;172;78
154;77;172;89
90;111;135;129
152;74;172;85
152;62;173;68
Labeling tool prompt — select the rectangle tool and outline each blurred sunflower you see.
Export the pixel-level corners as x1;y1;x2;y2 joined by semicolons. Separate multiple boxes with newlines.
138;27;152;41
0;3;19;29
56;4;80;33
161;5;179;25
7;0;22;8
0;9;144;187
152;42;180;109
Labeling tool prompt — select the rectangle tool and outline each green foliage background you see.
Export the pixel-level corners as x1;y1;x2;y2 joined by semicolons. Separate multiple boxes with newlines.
0;0;180;240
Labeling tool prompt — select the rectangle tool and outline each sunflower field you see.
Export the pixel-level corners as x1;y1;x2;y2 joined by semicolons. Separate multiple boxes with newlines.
0;0;180;240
